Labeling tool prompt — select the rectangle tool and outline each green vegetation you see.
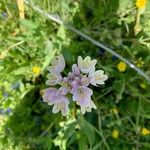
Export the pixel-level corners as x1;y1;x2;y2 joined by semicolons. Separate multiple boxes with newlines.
0;0;150;149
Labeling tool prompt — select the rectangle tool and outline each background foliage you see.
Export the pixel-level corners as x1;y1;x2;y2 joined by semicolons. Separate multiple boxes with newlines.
0;0;150;150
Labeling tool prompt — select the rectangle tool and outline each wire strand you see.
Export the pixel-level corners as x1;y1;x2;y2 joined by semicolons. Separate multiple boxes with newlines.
24;0;150;83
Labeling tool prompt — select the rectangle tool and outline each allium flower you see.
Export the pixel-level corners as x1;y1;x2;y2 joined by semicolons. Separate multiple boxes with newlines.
42;87;69;116
47;54;65;74
42;88;58;105
78;56;97;74
72;86;92;101
52;97;69;116
42;54;108;116
80;100;97;114
89;70;108;86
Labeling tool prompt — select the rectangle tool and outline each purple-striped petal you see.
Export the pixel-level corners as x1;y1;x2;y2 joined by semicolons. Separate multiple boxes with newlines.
52;96;69;116
42;88;58;105
89;70;108;86
80;100;97;114
72;86;93;105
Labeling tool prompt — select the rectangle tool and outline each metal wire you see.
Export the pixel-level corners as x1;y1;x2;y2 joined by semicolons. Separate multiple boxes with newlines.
24;0;150;83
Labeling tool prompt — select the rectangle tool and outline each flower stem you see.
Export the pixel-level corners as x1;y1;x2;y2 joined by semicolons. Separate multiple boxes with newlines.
97;110;110;150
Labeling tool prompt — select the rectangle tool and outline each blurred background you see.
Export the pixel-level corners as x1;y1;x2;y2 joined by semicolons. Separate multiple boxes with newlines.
0;0;150;149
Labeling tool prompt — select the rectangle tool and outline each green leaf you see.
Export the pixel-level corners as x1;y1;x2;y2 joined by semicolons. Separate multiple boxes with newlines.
57;25;66;40
78;116;95;147
78;131;88;150
41;40;56;71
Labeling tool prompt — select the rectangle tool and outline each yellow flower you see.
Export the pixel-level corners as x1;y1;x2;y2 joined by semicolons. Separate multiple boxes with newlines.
32;66;41;75
136;0;147;9
141;128;150;136
110;108;118;114
112;129;119;139
140;83;146;89
117;62;127;72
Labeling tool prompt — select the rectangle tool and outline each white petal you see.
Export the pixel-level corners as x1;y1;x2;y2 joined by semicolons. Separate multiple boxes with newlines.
91;59;97;66
61;100;69;116
52;96;69;116
47;54;65;74
80;100;97;114
42;88;58;105
81;107;86;114
72;86;93;105
77;56;97;74
46;73;62;85
89;70;108;86
52;103;61;114
77;56;83;66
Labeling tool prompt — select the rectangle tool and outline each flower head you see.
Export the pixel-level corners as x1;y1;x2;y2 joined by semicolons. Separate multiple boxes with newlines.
47;54;65;74
52;96;69;116
32;66;40;75
42;87;69;116
42;54;108;116
42;88;58;105
78;56;97;74
136;0;147;9
72;86;93;104
80;99;97;114
112;129;119;139
89;70;108;86
141;128;150;136
117;61;127;72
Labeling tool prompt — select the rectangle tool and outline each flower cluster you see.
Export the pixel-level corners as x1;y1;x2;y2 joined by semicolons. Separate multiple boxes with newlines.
42;54;108;116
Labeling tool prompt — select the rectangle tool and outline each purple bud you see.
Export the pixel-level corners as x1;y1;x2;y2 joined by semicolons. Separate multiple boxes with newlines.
67;72;75;80
71;80;79;88
72;64;80;75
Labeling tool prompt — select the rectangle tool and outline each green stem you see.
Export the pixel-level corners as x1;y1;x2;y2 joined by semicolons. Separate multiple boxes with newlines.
135;97;142;150
97;110;110;150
